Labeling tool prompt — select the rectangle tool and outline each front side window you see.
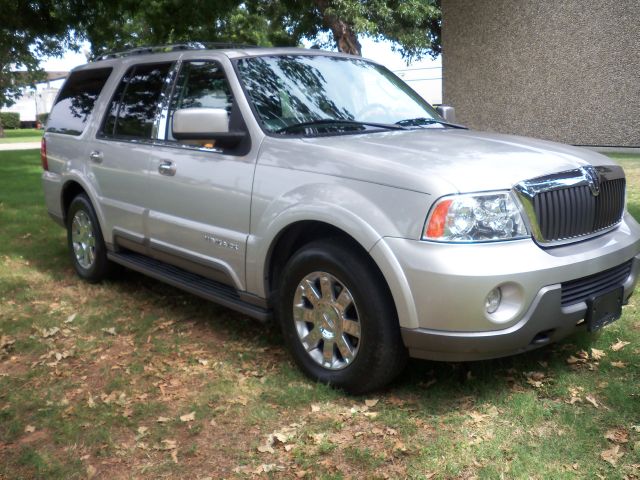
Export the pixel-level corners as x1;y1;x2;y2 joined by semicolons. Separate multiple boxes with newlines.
164;61;234;141
102;62;173;139
47;68;112;136
236;55;440;135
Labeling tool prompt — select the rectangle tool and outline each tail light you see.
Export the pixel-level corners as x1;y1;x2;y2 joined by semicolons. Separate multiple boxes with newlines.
40;137;48;171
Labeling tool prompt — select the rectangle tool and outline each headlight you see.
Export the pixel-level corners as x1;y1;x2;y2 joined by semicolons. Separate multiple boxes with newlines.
423;191;529;242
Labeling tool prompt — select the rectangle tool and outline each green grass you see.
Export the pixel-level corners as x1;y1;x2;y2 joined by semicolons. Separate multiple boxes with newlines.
0;149;639;479
0;128;42;144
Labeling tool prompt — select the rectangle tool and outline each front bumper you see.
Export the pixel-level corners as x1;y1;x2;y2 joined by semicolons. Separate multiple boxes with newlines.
401;258;639;361
373;213;640;361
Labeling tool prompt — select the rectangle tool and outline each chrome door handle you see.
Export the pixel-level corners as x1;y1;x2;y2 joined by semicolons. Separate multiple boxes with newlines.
158;160;176;176
89;151;103;163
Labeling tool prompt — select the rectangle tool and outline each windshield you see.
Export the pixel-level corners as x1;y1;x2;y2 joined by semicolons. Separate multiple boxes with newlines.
235;55;441;135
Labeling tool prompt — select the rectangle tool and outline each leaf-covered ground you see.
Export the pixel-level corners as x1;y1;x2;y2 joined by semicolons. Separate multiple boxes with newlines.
1;150;639;479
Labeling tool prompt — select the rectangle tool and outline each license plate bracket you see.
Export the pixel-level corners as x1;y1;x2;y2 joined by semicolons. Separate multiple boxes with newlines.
586;287;623;332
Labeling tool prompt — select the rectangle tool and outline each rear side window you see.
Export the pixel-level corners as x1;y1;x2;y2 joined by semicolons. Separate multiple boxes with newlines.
46;68;112;136
102;62;173;139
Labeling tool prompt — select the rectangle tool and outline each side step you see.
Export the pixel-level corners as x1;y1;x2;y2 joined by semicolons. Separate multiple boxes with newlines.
107;251;271;322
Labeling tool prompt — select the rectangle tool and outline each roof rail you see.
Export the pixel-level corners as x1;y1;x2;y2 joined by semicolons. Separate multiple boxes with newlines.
91;42;260;62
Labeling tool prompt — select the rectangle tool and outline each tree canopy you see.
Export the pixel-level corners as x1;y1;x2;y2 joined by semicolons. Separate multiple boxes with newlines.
80;0;441;61
0;0;441;134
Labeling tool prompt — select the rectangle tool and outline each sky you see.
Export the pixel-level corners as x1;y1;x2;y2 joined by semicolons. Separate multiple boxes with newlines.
39;37;443;104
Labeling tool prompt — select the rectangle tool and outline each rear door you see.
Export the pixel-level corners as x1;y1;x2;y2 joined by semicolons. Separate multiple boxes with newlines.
144;59;255;289
89;61;175;247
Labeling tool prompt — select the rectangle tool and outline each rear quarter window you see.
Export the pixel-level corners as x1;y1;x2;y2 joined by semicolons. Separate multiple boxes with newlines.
46;68;113;136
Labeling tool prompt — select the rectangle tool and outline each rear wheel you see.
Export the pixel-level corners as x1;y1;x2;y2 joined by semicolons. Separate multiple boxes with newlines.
67;194;113;283
276;239;407;394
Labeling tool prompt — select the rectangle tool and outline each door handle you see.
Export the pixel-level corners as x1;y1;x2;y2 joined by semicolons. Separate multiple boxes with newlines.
158;160;176;176
89;151;103;163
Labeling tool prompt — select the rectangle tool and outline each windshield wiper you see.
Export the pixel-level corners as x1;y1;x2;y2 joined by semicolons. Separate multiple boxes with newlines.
275;119;408;134
395;117;468;129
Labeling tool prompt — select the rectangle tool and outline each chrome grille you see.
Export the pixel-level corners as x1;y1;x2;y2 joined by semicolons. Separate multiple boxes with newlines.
532;178;625;241
515;165;626;245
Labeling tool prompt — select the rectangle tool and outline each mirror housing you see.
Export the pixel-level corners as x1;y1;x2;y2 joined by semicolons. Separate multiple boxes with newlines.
435;105;456;123
172;108;246;148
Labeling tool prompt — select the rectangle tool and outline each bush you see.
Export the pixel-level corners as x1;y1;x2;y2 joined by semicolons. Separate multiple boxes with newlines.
0;112;20;129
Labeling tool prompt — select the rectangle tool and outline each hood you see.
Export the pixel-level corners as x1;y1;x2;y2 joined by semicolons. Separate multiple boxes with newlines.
258;128;617;196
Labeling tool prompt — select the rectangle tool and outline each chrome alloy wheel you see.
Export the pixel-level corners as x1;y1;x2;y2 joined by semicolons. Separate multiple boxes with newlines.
293;272;361;370
71;210;96;269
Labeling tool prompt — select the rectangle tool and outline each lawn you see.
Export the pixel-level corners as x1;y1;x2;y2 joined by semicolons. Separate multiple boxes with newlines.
0;149;639;479
0;129;43;144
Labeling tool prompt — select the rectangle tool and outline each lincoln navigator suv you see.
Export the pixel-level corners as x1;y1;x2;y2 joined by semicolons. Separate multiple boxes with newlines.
41;44;640;393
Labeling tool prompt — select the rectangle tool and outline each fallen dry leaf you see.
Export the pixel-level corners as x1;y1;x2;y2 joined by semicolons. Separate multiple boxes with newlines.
157;416;170;423
257;443;275;454
65;313;77;324
42;327;60;338
365;398;379;408
591;348;606;360
86;465;97;479
610;339;630;352
0;335;15;351
600;445;624;466
159;439;177;450
610;361;627;368
101;327;116;336
585;395;599;408
179;411;195;422
24;425;36;433
605;428;629;444
310;404;321;413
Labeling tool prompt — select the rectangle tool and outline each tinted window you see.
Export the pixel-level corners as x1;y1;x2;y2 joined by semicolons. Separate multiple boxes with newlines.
165;61;233;141
46;68;112;136
102;62;172;139
236;55;439;134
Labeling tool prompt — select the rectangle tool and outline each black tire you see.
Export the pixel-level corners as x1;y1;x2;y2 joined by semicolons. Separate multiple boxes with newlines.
275;238;407;394
66;194;113;283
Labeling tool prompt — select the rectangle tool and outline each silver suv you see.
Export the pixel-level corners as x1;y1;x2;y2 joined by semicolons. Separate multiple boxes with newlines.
41;44;640;393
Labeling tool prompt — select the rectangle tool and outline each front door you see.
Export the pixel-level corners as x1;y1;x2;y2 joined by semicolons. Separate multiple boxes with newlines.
145;59;255;290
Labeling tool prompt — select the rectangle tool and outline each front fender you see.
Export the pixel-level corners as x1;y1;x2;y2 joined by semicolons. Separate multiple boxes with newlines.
246;175;427;329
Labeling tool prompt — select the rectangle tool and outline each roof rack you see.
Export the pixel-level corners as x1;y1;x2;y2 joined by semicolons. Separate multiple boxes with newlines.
91;42;260;62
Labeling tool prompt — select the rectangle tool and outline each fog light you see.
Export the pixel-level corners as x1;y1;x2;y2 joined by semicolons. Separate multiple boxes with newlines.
485;287;502;314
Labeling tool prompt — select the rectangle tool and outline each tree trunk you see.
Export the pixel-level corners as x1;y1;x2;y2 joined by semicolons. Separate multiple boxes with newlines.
0;118;4;138
315;1;362;56
328;17;361;56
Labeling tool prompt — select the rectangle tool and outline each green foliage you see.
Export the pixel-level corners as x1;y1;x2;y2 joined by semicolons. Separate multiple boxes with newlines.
0;112;20;129
79;1;441;61
37;113;49;125
270;0;442;60
0;1;83;110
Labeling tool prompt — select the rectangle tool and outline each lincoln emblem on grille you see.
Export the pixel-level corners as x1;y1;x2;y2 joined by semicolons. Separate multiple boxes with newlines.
582;165;600;197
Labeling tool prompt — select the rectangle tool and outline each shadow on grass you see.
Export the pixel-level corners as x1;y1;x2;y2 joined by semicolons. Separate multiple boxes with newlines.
1;149;637;402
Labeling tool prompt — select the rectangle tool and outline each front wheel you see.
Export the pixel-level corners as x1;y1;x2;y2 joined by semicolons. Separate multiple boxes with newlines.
276;239;407;394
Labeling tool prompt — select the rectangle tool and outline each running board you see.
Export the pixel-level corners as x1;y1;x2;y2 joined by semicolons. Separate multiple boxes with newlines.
107;251;271;322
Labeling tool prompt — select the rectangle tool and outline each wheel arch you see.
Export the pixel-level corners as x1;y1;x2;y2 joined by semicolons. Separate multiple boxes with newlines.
261;218;419;329
59;176;110;245
61;180;88;224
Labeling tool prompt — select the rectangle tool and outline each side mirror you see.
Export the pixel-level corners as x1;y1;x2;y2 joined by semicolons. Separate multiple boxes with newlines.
172;108;246;148
435;105;456;123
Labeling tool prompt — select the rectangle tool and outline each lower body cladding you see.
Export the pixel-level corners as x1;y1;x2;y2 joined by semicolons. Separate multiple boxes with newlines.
374;214;640;362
